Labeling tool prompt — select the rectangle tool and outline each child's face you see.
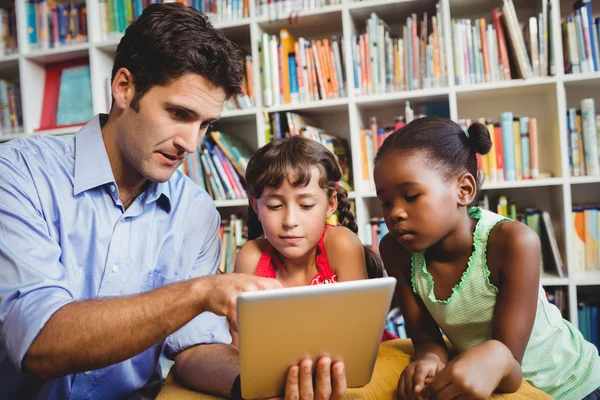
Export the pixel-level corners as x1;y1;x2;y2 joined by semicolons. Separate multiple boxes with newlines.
374;151;462;252
251;168;337;261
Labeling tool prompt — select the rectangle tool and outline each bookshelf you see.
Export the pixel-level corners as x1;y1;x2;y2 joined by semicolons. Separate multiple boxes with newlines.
0;0;599;333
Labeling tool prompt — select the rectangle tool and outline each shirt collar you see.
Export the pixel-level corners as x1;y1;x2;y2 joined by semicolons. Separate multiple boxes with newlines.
73;114;173;213
74;114;115;196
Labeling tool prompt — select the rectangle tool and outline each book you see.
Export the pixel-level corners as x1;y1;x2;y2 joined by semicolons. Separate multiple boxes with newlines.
541;210;566;278
56;65;93;126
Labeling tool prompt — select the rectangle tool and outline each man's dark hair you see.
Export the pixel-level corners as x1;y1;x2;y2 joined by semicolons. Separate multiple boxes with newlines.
111;3;244;111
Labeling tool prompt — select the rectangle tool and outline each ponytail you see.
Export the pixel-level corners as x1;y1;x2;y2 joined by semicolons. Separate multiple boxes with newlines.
246;205;263;240
334;185;385;279
334;185;358;234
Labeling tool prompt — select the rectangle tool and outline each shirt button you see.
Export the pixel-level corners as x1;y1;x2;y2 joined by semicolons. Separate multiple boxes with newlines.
110;185;116;192
84;370;91;375
112;264;119;273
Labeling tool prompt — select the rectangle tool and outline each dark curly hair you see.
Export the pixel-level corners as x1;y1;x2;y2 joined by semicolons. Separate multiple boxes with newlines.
112;3;244;111
245;136;385;279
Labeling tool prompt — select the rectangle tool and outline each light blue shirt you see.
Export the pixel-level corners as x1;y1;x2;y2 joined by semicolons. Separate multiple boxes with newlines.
0;114;231;399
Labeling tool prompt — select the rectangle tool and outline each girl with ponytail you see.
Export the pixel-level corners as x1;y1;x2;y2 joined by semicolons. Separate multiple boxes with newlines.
374;117;600;399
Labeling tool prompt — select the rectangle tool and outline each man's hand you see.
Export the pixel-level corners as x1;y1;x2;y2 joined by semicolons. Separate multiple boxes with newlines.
194;273;283;332
281;357;347;400
397;354;445;400
421;341;516;400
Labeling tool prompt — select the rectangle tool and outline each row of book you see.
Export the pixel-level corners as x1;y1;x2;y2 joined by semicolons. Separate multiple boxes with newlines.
563;0;600;75
266;110;353;191
260;31;346;107
99;0;248;39
0;5;16;56
351;3;448;96
180;130;253;201
462;114;541;184
573;205;600;273
255;0;340;19
26;1;87;49
218;214;247;274
0;81;23;137
479;194;566;278
452;0;554;86
567;98;600;177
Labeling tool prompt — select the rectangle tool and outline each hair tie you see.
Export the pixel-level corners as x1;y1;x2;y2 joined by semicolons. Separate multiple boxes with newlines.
464;129;470;139
334;182;340;189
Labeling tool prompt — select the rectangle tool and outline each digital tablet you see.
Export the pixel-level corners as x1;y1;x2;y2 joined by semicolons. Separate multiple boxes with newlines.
237;277;397;399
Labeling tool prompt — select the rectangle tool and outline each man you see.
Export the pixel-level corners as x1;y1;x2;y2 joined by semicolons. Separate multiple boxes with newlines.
0;4;345;399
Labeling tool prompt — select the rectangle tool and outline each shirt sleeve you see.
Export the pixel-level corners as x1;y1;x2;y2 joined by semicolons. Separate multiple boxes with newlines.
163;203;231;360
0;158;75;372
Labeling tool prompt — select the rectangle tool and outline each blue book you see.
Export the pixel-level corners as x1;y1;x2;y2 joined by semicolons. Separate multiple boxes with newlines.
56;65;93;126
583;0;598;71
590;305;599;348
566;109;573;173
288;54;298;99
500;112;516;181
520;117;530;179
27;1;37;45
352;35;360;91
576;11;588;68
0;80;10;132
133;0;143;18
56;4;69;44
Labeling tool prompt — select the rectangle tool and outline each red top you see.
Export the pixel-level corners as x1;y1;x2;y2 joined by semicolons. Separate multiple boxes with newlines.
255;227;338;284
254;227;398;342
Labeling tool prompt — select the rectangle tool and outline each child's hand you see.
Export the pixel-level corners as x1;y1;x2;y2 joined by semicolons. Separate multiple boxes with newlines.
269;357;346;400
397;354;445;400
420;340;513;400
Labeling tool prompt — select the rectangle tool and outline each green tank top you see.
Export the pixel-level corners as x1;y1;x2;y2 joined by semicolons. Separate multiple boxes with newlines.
411;207;600;399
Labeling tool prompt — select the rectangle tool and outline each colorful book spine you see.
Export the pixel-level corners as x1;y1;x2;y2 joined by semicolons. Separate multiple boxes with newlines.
486;121;498;182
512;117;523;180
569;108;583;176
581;98;600;176
573;207;587;272
520;117;531;179
584;207;599;270
529;117;539;179
500;112;516;181
494;123;505;181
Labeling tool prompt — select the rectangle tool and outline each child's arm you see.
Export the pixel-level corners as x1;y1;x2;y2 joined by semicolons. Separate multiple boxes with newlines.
422;221;540;398
487;220;540;389
379;234;449;396
325;226;369;281
230;240;264;347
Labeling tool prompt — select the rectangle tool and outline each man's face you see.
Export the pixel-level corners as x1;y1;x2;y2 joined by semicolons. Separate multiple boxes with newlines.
118;73;226;183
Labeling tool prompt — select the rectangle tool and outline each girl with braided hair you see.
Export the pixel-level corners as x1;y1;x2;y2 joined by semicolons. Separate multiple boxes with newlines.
232;136;395;342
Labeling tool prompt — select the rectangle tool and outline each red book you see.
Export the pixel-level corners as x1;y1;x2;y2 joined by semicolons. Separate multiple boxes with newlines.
492;8;511;80
37;58;89;132
494;123;505;181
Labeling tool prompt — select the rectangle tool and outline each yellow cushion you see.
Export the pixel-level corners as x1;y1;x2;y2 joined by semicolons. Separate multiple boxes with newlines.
156;339;551;400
